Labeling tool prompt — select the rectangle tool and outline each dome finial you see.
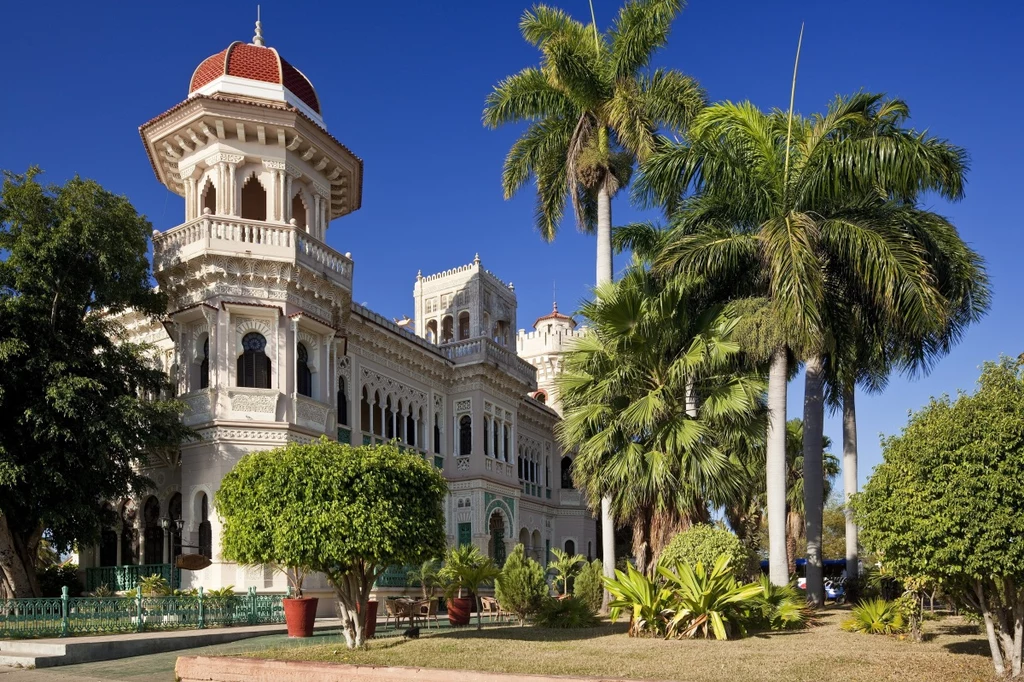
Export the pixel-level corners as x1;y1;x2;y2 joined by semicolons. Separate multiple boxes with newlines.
253;5;265;46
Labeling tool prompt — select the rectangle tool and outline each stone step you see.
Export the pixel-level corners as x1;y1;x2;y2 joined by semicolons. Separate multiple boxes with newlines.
0;640;68;656
0;651;64;669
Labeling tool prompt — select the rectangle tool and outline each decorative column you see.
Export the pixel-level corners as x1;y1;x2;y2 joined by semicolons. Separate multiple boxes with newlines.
227;162;237;215
290;318;299;400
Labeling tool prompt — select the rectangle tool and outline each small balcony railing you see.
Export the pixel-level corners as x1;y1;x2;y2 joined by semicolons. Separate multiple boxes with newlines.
85;564;181;592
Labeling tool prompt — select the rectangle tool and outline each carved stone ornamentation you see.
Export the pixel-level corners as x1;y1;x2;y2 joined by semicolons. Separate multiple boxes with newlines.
454;399;471;414
230;390;278;414
456;457;470;472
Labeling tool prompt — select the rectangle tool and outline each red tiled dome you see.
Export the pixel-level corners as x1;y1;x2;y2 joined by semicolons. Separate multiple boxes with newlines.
189;42;321;115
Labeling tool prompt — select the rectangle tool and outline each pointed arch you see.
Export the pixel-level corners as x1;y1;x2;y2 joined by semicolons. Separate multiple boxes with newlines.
240;173;267;221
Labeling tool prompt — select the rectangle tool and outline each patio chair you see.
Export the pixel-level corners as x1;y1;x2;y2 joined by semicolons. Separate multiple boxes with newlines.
383;598;400;630
479;596;499;622
417;598;440;628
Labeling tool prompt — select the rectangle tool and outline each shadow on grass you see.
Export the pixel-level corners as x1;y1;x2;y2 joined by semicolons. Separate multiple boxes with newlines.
942;639;992;658
423;622;629;643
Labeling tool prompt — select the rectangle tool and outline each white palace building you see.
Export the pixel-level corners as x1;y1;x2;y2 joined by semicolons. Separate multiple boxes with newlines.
75;26;595;602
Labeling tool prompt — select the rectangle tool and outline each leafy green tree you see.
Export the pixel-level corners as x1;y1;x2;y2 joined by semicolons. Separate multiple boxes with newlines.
0;169;190;598
573;559;605;612
495;544;548;625
548;547;586;595
856;359;1024;677
639;94;973;603
660;524;756;580
484;0;705;600
216;439;447;649
556;264;763;574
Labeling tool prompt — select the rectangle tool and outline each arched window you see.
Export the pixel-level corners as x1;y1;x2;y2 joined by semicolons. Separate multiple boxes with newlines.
360;387;371;432
483;418;490;456
441;316;454;343
385;396;395;439
241;174;267;221
200;338;210;389
503;425;510;461
296;342;312;397
493;420;500;458
535;391;546;404
425;320;438;344
143;496;162;565
396;400;405;442
458;311;470;340
198;494;212;558
338;378;349;426
237;332;271;388
459;415;472;456
564;539;575;556
372;391;383;437
201;179;216;215
100;503;117;567
434;413;441;454
291;194;307;230
561;456;574;489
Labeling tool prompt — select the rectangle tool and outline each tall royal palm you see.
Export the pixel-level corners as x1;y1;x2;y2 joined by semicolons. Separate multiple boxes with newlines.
639;93;969;603
556;264;763;575
484;0;704;599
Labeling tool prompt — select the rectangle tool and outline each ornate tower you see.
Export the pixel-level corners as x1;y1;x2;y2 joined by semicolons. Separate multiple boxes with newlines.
516;303;584;416
413;254;518;347
135;22;364;586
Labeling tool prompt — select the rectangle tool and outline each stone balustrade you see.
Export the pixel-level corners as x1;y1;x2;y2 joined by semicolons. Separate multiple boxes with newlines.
440;337;537;387
153;215;353;291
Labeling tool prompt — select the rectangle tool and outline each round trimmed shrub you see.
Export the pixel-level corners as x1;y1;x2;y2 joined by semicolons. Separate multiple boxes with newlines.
660;525;757;578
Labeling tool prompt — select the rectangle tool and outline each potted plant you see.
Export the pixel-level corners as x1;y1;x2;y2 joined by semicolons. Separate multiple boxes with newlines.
440;545;499;628
278;566;317;637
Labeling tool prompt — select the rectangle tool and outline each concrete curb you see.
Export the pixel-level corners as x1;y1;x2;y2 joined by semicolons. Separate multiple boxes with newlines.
175;656;637;682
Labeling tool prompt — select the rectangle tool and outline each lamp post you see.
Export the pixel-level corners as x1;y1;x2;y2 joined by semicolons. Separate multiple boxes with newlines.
159;517;183;591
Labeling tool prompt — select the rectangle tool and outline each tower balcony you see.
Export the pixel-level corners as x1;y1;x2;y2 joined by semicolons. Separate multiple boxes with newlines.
153;214;353;292
441;337;537;388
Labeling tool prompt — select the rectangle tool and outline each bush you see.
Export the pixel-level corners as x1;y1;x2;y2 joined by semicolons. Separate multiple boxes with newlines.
661;525;756;579
534;596;599;629
37;563;83;597
841;598;908;635
748;576;813;631
658;557;762;640
573;559;604;612
495;545;548;625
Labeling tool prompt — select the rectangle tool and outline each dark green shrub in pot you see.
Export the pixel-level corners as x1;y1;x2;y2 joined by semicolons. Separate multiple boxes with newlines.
495;545;547;625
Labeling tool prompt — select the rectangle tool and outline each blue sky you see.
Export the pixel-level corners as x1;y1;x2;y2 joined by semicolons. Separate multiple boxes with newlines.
4;0;1021;487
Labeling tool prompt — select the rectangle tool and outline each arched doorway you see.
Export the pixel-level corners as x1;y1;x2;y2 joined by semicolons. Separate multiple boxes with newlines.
198;493;212;558
561;456;574;489
488;512;506;566
143;496;162;565
120;501;138;566
99;503;118;567
532;530;542;563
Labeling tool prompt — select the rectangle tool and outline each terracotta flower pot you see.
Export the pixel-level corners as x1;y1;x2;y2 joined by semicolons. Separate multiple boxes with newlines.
357;599;379;638
447;596;474;626
283;597;318;637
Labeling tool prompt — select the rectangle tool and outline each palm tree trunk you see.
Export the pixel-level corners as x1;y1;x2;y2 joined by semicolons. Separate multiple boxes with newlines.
766;347;789;586
802;354;826;607
786;509;802;576
596;182;615;612
843;386;859;580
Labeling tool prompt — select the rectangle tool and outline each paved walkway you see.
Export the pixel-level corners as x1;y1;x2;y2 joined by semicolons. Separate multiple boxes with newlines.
0;626;345;681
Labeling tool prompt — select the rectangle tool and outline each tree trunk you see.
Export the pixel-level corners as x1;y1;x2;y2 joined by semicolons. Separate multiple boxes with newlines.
0;514;39;598
842;386;859;580
766;347;789;586
596;182;615;612
786;510;802;577
802;354;826;607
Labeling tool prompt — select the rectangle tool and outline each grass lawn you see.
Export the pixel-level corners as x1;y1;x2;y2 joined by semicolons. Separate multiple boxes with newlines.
236;607;995;682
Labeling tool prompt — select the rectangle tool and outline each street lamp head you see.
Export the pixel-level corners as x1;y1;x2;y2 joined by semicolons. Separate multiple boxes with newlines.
174;518;184;533
160;516;170;530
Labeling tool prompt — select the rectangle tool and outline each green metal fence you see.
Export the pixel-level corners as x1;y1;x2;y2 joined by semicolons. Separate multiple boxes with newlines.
0;586;285;639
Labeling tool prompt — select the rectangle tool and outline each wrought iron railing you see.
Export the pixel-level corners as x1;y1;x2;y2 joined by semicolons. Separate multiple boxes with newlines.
85;564;181;592
0;586;285;639
374;565;413;588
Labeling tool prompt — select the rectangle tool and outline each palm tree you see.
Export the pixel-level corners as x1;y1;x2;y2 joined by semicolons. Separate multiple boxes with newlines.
784;419;838;575
556;261;763;575
639;93;970;604
548;547;586;595
484;2;704;604
406;558;441;600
